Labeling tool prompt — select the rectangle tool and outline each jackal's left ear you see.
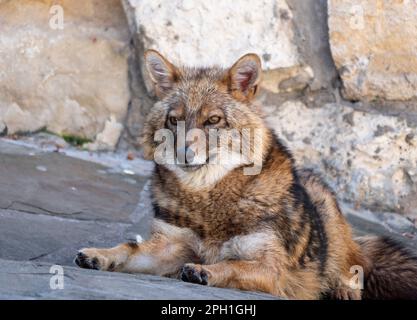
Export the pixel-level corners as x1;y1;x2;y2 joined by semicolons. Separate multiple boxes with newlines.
144;49;179;98
227;53;262;102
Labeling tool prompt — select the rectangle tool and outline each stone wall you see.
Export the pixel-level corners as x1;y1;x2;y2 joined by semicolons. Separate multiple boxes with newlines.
0;0;416;219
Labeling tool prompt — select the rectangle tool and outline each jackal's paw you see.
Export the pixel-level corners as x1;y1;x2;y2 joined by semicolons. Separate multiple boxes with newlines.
180;264;208;285
330;287;362;300
74;249;114;271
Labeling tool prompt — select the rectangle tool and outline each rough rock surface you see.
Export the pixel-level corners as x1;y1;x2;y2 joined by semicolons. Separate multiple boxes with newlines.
264;100;417;217
123;0;299;69
328;0;417;102
0;0;131;149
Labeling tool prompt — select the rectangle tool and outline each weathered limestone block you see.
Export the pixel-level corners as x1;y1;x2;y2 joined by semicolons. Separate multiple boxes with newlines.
265;101;417;217
328;0;417;101
0;0;131;149
121;0;313;95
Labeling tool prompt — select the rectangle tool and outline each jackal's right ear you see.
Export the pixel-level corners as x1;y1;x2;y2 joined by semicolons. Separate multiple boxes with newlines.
227;53;262;102
144;50;179;98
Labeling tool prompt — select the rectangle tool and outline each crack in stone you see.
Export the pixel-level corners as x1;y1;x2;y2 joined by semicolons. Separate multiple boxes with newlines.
1;271;75;281
3;201;83;216
28;252;56;261
0;201;136;225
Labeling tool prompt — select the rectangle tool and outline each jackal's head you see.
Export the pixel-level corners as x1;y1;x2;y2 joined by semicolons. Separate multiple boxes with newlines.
142;50;272;190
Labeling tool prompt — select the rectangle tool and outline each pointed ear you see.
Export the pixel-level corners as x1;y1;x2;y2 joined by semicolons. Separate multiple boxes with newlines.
227;53;262;102
144;49;179;98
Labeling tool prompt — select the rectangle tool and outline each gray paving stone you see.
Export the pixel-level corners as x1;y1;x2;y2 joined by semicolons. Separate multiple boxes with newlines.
0;259;276;300
0;141;148;223
0;209;133;265
347;213;417;250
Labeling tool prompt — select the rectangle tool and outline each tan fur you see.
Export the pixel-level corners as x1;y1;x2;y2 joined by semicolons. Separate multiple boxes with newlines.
75;51;417;300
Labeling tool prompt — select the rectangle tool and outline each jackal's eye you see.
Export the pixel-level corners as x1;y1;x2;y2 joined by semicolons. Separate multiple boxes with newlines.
169;116;178;125
207;116;221;125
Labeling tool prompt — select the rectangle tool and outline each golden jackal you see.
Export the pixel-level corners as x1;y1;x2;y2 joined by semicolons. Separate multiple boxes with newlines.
75;50;417;299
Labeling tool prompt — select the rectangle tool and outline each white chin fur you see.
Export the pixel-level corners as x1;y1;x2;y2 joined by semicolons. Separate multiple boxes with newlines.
165;152;247;190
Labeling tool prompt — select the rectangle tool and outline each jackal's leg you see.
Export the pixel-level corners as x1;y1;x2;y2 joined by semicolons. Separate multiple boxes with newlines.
326;243;367;300
180;261;281;296
328;263;365;300
75;219;198;277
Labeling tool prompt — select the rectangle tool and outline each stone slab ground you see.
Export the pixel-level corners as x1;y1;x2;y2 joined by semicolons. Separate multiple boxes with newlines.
0;137;416;299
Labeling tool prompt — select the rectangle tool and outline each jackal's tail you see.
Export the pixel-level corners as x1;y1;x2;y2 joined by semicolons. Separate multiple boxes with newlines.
356;236;417;299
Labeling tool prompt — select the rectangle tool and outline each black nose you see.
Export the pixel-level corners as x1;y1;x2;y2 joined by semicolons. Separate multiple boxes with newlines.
185;146;195;164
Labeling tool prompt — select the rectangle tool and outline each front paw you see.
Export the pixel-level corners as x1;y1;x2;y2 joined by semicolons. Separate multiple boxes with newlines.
74;248;114;271
180;264;208;285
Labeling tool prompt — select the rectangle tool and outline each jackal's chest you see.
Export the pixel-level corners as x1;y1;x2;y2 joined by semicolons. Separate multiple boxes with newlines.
155;210;244;241
153;195;251;241
194;230;275;265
